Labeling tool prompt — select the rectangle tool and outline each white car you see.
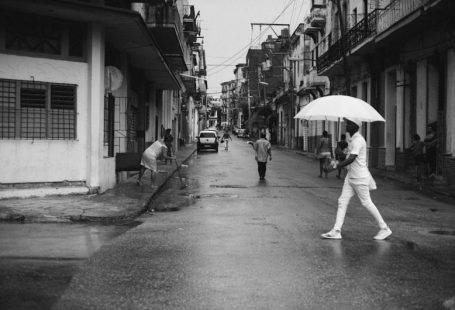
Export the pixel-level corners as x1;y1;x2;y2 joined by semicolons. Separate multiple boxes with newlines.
197;130;219;152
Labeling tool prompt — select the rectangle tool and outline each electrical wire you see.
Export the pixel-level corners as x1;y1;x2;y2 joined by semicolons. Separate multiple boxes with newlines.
206;0;297;78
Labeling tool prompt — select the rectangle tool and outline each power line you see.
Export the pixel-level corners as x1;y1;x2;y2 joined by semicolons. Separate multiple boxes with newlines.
206;0;297;78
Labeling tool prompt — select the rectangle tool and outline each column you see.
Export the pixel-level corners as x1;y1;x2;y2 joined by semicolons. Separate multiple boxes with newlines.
446;48;455;155
86;23;105;189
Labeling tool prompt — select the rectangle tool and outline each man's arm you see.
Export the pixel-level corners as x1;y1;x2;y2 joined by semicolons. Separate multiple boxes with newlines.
325;154;357;172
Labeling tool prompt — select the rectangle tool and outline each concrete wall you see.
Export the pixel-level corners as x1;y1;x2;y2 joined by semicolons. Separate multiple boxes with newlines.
0;54;89;183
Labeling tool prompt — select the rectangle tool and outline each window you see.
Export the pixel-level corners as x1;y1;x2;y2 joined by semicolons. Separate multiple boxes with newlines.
104;94;115;157
2;12;86;60
0;79;77;139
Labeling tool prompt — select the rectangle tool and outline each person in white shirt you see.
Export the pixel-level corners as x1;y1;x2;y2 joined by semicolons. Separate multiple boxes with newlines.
321;117;392;240
247;132;272;180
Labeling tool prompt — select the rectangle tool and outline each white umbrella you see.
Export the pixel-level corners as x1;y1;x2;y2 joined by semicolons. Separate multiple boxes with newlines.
294;95;386;122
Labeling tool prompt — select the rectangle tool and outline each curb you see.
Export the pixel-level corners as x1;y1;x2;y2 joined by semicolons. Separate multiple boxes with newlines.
0;146;197;224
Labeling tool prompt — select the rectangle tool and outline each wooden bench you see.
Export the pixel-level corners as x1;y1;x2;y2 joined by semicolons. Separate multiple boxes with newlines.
115;153;142;183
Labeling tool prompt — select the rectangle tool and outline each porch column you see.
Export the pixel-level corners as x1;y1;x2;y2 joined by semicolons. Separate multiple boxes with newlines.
403;70;412;147
416;59;428;138
385;69;397;168
396;67;405;150
87;23;105;189
447;48;455;155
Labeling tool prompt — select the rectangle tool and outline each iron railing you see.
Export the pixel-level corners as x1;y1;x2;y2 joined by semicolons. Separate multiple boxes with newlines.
377;0;426;34
316;10;379;72
0;107;76;140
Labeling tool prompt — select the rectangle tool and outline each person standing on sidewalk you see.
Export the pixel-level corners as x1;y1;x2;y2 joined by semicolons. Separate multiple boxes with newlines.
424;124;438;179
317;130;333;178
163;128;174;165
408;134;425;182
137;140;175;187
247;132;272;180
335;134;348;179
321;118;392;240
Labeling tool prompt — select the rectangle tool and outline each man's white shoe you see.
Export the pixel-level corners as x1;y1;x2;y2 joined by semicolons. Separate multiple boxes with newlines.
374;227;392;240
321;229;342;239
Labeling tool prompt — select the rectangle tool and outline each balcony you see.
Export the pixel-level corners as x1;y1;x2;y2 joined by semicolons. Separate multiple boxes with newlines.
346;9;379;50
317;10;379;73
183;5;200;44
303;24;321;43
308;8;326;28
145;3;187;71
377;0;425;34
181;75;197;95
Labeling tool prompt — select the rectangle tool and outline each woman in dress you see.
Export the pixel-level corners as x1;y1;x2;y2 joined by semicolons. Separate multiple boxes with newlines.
317;130;333;178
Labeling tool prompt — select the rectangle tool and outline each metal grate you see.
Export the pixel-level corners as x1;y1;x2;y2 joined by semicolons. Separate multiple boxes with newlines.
0;80;17;138
0;78;76;140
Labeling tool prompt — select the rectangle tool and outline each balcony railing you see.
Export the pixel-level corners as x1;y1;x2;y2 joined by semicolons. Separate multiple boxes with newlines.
377;0;425;34
316;10;379;72
309;8;326;27
346;9;379;50
316;39;343;72
145;3;185;47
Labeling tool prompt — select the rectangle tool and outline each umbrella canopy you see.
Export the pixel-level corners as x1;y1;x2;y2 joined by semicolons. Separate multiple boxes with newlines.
294;95;386;122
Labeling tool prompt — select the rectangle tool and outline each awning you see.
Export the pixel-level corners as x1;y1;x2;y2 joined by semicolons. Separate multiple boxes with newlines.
0;0;181;90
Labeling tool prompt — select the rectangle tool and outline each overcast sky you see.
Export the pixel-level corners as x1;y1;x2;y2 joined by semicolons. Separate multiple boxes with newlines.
190;0;311;97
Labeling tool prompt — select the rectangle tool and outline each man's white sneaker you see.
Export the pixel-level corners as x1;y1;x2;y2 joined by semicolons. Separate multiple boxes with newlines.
321;229;342;239
374;227;392;240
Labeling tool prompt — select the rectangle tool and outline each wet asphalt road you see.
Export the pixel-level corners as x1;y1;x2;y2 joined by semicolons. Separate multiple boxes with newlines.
51;137;455;310
1;137;455;309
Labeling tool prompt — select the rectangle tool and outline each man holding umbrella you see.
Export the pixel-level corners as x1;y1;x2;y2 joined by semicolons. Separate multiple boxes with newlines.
321;117;392;240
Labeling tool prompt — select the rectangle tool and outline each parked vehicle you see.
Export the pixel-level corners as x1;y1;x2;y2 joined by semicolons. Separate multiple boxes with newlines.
237;129;249;138
197;130;219;152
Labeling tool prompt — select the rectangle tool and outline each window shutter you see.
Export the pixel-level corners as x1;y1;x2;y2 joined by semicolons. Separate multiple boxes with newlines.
20;88;46;108
51;85;75;110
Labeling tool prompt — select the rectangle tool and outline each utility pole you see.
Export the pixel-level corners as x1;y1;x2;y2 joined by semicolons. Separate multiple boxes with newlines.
205;94;208;129
247;78;251;134
288;61;293;149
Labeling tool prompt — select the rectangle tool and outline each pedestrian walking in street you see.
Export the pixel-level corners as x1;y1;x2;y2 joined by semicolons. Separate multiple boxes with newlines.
163;128;174;165
335;134;348;179
408;133;425;182
247;132;272;180
424;124;438;179
321;118;392;240
317;130;333;178
137;140;175;187
221;131;232;150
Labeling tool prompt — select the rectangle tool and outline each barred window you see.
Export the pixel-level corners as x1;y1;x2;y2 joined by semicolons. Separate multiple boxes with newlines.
2;12;86;60
0;79;77;140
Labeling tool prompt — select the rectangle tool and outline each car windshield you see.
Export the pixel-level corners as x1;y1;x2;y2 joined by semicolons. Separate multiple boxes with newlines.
200;132;216;138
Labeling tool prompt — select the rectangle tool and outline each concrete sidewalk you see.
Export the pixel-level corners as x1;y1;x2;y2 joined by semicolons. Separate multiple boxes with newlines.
0;143;197;223
293;150;455;202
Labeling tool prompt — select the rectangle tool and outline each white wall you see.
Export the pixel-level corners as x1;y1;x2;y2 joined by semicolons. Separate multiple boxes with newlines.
0;54;89;183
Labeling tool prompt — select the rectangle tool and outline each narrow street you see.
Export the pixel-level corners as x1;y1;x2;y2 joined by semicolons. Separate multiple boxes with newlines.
45;137;455;310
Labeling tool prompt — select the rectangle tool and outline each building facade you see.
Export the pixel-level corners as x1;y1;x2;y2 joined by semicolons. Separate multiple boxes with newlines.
0;0;206;198
315;0;455;184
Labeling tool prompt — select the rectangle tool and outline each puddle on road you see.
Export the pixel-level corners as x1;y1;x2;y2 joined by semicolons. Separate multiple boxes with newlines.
0;221;142;259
